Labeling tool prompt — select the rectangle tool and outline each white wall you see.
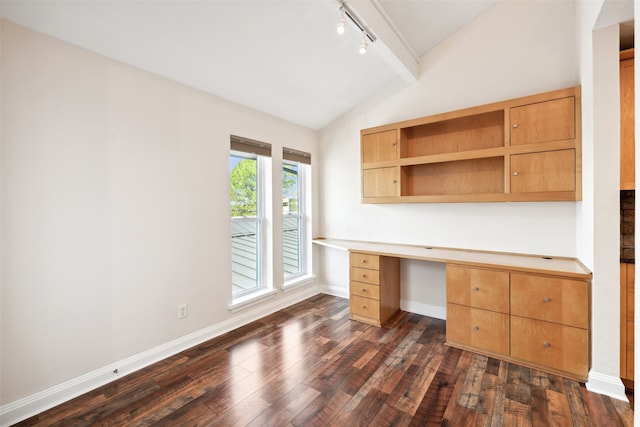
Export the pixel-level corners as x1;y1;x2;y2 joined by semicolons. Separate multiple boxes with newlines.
0;20;319;409
318;1;579;317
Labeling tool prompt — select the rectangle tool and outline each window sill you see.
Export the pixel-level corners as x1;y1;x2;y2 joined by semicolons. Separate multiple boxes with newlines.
228;288;278;313
283;274;316;292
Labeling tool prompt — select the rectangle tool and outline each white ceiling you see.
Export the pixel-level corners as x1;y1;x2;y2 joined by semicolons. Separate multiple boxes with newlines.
0;0;497;130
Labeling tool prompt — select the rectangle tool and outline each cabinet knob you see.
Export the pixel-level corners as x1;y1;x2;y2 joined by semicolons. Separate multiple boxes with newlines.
472;287;479;292
392;142;397;147
543;297;550;303
362;288;367;292
361;259;366;264
393;180;397;184
513;123;519;128
362;274;366;278
513;172;519;176
543;341;551;348
362;305;367;309
473;326;479;331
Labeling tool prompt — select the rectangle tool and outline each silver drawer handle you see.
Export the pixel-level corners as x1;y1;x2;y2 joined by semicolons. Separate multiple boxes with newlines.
513;123;519;128
543;297;550;303
472;287;479;292
473;326;479;331
543;342;551;348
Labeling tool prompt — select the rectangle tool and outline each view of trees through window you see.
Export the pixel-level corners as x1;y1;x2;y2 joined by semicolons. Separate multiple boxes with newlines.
230;154;260;296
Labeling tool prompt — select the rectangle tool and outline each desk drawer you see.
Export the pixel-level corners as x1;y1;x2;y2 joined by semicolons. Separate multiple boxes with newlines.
511;273;588;329
446;303;509;355
350;267;380;285
350;252;380;269
350;295;380;321
511;316;588;378
446;265;509;313
350;281;380;300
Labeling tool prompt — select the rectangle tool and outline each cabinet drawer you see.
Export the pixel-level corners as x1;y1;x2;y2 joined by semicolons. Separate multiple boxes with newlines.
511;149;575;193
350;295;380;321
511;273;588;329
362;130;398;163
446;303;509;355
511;316;588;378
350;267;379;285
350;281;380;300
446;265;509;313
349;252;380;269
510;96;575;145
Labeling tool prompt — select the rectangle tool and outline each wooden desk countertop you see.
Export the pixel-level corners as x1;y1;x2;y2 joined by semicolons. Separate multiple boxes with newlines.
313;238;592;280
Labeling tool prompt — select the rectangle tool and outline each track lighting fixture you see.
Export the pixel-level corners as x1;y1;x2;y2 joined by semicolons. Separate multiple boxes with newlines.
336;7;346;35
336;2;376;54
359;32;368;54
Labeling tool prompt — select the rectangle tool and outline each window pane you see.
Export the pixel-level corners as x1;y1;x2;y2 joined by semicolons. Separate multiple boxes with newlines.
283;161;301;278
231;154;260;295
230;155;258;217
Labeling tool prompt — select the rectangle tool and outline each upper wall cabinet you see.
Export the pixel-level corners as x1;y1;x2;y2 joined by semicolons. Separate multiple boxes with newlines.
360;86;582;203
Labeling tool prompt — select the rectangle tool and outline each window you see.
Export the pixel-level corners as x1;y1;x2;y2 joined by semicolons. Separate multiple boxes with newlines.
282;147;311;283
230;136;271;298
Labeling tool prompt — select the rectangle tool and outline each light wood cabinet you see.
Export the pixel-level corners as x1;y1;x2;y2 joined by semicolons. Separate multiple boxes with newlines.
620;49;634;190
349;252;400;326
510;96;575;145
621;262;634;385
362;130;398;163
446;303;509;355
361;86;581;203
510;149;576;193
446;265;591;381
362;167;398;198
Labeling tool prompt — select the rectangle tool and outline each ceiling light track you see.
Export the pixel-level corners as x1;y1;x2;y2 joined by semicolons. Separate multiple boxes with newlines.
336;0;376;53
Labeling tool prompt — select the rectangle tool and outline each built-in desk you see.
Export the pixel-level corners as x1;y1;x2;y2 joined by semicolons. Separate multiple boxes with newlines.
313;238;592;381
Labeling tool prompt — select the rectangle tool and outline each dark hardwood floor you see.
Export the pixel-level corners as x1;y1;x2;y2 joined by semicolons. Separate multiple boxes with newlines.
14;294;633;426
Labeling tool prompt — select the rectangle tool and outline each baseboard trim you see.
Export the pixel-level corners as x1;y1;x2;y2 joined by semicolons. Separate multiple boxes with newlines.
0;285;322;427
586;370;628;402
401;299;446;320
321;284;349;299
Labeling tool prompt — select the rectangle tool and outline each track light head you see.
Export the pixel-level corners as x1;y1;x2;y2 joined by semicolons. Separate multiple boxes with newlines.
336;7;346;34
359;33;368;54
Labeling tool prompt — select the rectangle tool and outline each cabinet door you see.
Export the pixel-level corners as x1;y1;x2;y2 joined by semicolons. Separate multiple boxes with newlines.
446;303;509;355
446;265;509;313
362;130;398;163
362;167;399;198
511;149;575;193
621;56;635;190
511;273;589;329
511;316;588;379
510;97;575;145
350;295;380;321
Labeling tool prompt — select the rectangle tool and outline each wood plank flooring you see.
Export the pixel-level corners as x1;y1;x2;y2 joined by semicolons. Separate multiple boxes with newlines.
14;294;633;426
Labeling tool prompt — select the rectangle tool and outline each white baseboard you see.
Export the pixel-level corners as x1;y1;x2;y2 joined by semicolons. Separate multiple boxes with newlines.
0;285;322;427
320;284;349;299
401;299;446;320
586;370;628;402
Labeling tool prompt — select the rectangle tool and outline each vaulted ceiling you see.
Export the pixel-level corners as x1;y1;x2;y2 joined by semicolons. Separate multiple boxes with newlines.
1;1;500;129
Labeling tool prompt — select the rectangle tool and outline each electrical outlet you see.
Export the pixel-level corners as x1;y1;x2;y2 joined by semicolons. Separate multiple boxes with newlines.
178;304;188;319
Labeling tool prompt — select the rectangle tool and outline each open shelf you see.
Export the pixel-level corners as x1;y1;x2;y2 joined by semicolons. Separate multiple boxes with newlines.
401;157;504;196
401;110;504;158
